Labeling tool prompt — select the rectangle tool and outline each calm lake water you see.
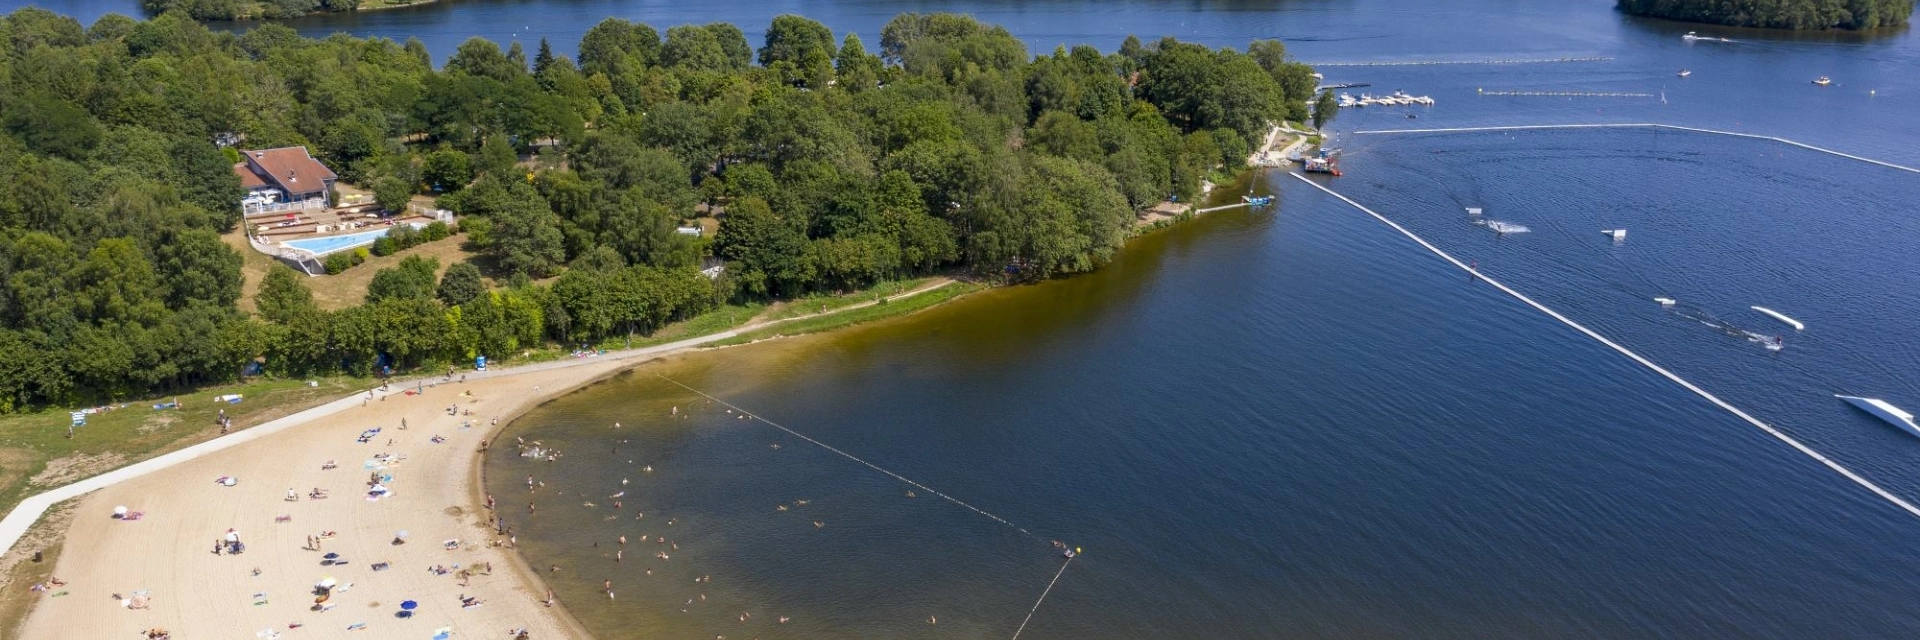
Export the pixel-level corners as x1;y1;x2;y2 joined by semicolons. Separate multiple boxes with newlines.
19;0;1920;636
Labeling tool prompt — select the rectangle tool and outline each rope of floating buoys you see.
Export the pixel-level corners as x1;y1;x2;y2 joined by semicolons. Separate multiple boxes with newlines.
654;374;1042;539
1289;172;1920;521
1009;554;1075;640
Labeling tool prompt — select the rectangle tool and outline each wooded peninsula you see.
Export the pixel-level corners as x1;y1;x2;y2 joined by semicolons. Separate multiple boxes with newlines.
1617;0;1913;30
0;8;1318;413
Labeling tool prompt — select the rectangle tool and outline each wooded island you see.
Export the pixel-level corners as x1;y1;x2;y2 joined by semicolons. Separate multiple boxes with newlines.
1618;0;1913;30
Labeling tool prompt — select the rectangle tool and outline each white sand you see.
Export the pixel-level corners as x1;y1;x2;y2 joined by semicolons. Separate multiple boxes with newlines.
14;279;964;640
18;359;641;639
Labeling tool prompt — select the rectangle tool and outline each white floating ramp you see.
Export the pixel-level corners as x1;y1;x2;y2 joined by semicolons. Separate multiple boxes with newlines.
1837;395;1920;438
1751;306;1804;331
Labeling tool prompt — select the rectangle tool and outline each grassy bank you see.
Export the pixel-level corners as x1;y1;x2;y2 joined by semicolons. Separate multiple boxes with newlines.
714;281;982;346
0;377;364;518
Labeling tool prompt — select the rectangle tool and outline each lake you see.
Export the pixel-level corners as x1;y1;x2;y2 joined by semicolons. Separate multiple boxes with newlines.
19;0;1920;636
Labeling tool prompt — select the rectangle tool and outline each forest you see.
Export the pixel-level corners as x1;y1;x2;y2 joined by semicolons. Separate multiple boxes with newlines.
143;0;360;22
0;8;1317;412
1617;0;1912;29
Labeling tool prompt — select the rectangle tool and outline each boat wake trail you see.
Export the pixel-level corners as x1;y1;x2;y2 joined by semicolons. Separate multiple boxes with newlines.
1664;302;1785;351
1291;172;1920;521
1475;219;1531;234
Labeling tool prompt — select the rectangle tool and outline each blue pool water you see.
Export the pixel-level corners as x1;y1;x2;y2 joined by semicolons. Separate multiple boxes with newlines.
281;226;409;256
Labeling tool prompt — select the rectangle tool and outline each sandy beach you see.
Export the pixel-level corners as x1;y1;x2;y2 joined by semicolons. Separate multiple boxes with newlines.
15;357;643;640
7;278;963;640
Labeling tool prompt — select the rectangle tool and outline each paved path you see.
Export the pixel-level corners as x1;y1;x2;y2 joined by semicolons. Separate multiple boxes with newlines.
0;278;958;557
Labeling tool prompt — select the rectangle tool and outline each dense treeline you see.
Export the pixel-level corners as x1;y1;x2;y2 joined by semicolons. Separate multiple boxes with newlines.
1617;0;1912;29
0;7;1314;412
143;0;358;21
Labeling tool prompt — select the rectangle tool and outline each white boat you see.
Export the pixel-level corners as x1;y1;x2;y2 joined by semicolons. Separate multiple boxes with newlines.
1812;76;1832;86
1750;306;1804;331
1837;395;1920;438
1677;69;1691;77
1601;229;1626;241
1653;297;1676;307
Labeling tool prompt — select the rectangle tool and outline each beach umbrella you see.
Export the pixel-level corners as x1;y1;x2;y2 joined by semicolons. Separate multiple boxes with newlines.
318;577;337;589
323;552;339;560
400;600;417;611
113;506;128;518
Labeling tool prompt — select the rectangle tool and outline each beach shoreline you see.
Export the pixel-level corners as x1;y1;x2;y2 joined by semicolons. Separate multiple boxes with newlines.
4;278;971;639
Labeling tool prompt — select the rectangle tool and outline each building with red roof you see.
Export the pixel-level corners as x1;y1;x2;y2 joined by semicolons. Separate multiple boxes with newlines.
232;146;336;203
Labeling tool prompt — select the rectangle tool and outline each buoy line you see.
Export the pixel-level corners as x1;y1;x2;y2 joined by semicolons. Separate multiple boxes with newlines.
1349;123;1920;174
1288;172;1920;521
654;374;1040;537
1010;555;1075;640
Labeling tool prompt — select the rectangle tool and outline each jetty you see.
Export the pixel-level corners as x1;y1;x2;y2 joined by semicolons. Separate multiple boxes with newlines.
1837;395;1920;438
1479;89;1654;98
1308;56;1612;67
1347;123;1920;175
1751;306;1804;331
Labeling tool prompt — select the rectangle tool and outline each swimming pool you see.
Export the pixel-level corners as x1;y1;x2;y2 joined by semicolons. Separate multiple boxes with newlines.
280;225;421;256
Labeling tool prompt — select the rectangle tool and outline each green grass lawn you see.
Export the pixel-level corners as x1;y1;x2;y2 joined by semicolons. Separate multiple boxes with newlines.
0;377;363;517
757;277;940;322
715;281;981;345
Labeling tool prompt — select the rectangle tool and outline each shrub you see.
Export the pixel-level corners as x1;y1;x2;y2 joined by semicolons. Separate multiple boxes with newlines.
324;252;354;274
371;236;397;256
422;221;452;241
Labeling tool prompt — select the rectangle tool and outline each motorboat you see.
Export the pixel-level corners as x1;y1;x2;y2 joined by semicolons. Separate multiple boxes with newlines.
1677;69;1691;77
1837;395;1920;438
1813;76;1832;86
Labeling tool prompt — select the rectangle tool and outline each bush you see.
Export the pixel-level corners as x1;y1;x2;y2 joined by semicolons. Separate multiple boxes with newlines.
423;221;452;241
371;236;398;256
352;247;369;265
387;225;422;248
324;252;354;274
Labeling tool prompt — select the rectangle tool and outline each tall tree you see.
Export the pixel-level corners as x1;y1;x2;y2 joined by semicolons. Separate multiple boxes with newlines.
255;265;315;324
